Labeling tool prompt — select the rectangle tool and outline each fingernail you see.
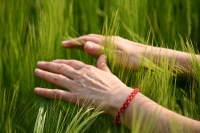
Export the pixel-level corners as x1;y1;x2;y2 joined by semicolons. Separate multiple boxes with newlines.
100;55;106;61
37;61;45;66
85;42;93;50
62;41;69;46
35;68;41;75
34;88;41;94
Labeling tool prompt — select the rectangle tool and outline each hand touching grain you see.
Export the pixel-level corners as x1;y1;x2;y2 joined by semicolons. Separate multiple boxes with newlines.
62;34;148;70
34;55;133;115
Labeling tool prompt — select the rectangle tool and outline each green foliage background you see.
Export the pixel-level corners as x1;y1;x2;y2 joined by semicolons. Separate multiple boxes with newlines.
0;0;200;132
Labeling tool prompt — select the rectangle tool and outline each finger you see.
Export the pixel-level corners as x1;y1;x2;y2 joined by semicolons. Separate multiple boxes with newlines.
84;41;104;57
35;68;73;90
87;34;103;38
62;35;131;55
62;34;103;48
97;55;111;73
37;61;77;79
34;87;73;102
52;60;86;70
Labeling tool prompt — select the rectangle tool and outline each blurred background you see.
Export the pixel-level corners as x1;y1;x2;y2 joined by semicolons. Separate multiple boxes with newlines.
1;0;200;132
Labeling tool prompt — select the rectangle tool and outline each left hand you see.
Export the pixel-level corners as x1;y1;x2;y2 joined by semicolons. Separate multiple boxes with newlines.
62;34;147;70
34;55;133;116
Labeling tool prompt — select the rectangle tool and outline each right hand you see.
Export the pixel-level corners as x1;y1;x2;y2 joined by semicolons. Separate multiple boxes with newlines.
62;34;149;70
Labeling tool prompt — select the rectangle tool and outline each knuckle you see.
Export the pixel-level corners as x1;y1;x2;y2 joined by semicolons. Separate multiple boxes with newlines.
75;71;82;76
67;60;77;67
84;65;94;71
74;70;85;79
77;65;94;77
79;65;93;72
63;76;69;81
71;93;78;99
53;75;58;81
54;89;59;94
86;65;93;69
67;60;73;66
42;89;48;95
84;36;90;41
56;64;65;71
71;93;80;101
52;74;63;81
53;89;61;98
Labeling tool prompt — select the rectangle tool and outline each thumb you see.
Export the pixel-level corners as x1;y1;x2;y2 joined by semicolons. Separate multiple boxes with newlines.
97;55;111;73
84;41;104;57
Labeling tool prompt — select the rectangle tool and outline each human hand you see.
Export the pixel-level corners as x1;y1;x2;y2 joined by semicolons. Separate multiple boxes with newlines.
34;55;133;116
62;34;149;70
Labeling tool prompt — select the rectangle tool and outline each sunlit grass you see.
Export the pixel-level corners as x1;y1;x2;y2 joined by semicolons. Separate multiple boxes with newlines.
1;0;200;132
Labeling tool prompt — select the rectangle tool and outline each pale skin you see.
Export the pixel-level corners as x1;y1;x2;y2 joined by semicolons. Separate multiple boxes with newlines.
35;34;200;132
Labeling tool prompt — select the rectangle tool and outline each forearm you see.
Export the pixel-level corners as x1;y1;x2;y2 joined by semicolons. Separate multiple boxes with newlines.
147;46;199;68
144;45;200;75
109;87;200;132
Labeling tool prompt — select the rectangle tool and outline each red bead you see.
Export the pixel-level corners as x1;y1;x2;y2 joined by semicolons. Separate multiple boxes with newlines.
114;88;140;125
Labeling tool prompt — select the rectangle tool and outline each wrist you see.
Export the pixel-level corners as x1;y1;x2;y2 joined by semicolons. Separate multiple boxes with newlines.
114;88;140;125
106;86;133;117
107;86;157;129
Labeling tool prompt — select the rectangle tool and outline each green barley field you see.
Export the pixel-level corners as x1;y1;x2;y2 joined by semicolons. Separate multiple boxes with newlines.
1;0;200;132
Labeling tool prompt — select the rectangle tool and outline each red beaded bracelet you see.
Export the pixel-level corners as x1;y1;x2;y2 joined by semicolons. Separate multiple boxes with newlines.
114;88;140;125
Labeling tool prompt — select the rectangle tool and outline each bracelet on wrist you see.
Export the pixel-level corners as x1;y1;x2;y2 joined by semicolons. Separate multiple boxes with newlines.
114;88;140;125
